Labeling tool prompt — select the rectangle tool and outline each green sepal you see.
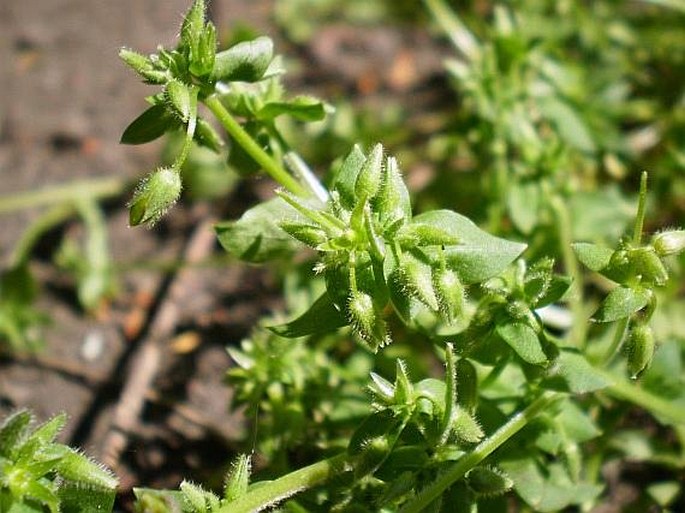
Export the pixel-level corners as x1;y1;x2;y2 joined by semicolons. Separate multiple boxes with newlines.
268;293;348;338
279;221;328;248
331;145;366;210
373;156;412;228
0;410;32;458
223;454;251;502
215;197;301;262
592;286;651;323
355;143;383;200
180;0;206;55
119;48;168;84
133;488;186;513
212;37;274;83
189;21;216;78
165;80;196;123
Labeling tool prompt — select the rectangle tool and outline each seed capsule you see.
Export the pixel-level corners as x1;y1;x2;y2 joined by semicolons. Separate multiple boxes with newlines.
128;167;182;227
432;267;466;324
466;467;513;497
348;291;389;351
624;323;655;378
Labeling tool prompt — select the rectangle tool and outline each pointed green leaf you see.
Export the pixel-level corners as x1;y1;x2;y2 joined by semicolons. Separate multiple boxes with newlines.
215;198;301;262
413;210;526;284
592;286;651;323
212;37;273;83
268;293;348;337
496;322;547;365
548;349;610;394
572;243;613;272
120;104;179;145
257;96;328;122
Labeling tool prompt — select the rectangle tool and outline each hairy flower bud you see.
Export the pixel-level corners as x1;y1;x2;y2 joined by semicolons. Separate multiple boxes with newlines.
348;290;389;351
466;467;513;497
432;267;466;323
355;143;383;200
652;230;685;257
624;323;655;378
128;167;182;227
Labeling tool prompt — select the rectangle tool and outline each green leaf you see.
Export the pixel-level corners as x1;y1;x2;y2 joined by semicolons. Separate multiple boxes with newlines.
548;350;610;394
413;210;526;284
120;104;179;145
268;293;348;337
571;242;613;272
257;96;328;122
538;96;596;154
501;459;602;511
507;180;540;235
212;37;274;83
592;286;651;323
535;275;572;309
569;187;635;243
496;322;547;364
215;198;301;263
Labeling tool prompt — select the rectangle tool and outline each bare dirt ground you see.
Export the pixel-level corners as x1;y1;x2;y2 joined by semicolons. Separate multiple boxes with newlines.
0;0;447;508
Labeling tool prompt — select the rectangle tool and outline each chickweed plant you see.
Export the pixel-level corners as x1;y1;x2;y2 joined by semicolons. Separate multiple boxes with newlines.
2;0;685;512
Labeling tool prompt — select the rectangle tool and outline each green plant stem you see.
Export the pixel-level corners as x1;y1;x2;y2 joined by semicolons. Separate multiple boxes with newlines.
204;95;307;197
217;452;349;513
549;194;586;347
10;204;76;266
603;370;685;425
0;177;126;215
633;171;648;245
400;392;558;513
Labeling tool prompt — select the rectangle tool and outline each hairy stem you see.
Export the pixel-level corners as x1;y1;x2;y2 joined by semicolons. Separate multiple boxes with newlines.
400;392;558;513
603;370;685;425
218;452;349;513
204;95;307;197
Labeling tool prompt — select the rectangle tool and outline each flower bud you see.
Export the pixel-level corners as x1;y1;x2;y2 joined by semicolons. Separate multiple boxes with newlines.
396;255;439;311
355;143;383;200
652;230;685;257
279;222;328;248
224;454;251;502
456;358;478;413
624;323;655;378
128;167;182;227
432;267;466;324
348;290;389;351
466;467;513;497
630;247;668;287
